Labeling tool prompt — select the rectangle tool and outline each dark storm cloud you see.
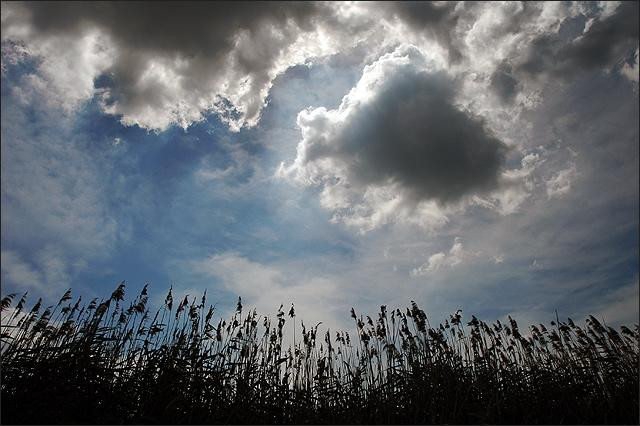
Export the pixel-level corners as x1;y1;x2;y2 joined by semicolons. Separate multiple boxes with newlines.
286;47;508;206
337;74;507;204
17;1;324;60
516;1;639;79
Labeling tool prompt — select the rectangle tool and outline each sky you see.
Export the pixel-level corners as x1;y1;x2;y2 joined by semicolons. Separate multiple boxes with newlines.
1;1;638;333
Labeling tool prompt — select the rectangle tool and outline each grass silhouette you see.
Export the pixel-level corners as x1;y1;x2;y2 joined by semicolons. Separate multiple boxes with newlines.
1;283;638;424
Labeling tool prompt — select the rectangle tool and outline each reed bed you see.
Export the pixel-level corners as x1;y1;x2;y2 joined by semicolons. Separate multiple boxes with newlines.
1;284;638;424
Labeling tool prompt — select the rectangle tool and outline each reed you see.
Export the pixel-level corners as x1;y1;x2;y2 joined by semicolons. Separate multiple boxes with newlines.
1;284;638;424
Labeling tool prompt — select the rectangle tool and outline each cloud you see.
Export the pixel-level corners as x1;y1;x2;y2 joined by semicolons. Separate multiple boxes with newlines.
446;2;637;107
477;151;545;216
1;105;117;258
0;79;120;297
621;48;639;83
0;247;79;299
3;2;634;136
588;278;639;327
1;32;115;114
1;250;45;294
0;40;30;73
490;62;519;103
279;45;513;231
514;2;639;81
445;2;572;100
192;252;345;333
411;237;467;276
377;1;463;63
529;259;543;270
546;163;578;199
1;2;367;131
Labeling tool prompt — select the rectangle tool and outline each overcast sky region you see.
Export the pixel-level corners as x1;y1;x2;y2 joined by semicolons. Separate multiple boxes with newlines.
1;1;638;333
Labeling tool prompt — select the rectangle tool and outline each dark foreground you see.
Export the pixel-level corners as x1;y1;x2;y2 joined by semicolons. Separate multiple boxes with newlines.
1;284;638;424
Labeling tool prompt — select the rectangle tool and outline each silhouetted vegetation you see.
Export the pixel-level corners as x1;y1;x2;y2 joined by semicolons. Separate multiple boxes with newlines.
1;284;638;424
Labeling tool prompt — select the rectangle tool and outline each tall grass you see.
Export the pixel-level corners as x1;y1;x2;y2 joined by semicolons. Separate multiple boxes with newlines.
1;284;638;424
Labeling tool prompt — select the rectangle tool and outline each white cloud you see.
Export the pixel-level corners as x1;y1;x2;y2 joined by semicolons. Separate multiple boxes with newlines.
0;40;30;73
471;151;546;216
0;247;78;299
196;165;235;182
546;163;578;199
8;31;115;114
192;252;345;333
529;259;543;270
1;250;45;294
621;48;639;83
35;247;70;287
411;237;468;276
1;129;117;257
1;89;120;297
589;278;639;326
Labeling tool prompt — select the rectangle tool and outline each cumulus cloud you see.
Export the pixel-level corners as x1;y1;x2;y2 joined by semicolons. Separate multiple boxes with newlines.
2;32;115;114
279;45;514;230
2;1;635;135
411;237;467;276
1;1;370;131
1;1;630;238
